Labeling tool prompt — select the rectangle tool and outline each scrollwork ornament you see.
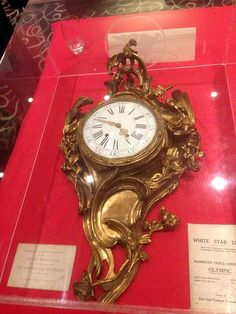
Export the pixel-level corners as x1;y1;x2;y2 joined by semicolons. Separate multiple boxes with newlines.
61;39;203;303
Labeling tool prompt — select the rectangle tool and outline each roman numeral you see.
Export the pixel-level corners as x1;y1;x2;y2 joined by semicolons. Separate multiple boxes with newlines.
107;108;114;115
125;138;131;145
86;136;93;143
134;115;144;120
100;134;109;148
129;108;135;115
113;139;119;150
131;130;143;140
135;124;147;129
119;105;125;113
92;124;102;129
93;130;103;140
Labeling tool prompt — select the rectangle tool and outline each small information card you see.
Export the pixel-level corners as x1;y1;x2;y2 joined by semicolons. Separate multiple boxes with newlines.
188;224;236;311
8;243;76;291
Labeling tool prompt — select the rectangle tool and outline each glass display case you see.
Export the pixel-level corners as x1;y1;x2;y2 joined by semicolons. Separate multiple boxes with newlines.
0;1;235;313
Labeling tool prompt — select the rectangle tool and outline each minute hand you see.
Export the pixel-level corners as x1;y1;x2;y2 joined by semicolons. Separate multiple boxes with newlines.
95;119;121;128
95;118;129;138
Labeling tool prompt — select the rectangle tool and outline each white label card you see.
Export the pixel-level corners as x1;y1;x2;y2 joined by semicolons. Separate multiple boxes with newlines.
188;224;236;311
8;243;76;291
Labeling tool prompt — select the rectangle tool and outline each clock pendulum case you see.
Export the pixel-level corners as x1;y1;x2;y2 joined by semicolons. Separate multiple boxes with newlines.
60;39;204;303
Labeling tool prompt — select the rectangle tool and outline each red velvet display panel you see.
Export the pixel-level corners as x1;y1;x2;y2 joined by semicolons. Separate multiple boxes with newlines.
0;65;235;310
225;8;236;64
0;77;59;279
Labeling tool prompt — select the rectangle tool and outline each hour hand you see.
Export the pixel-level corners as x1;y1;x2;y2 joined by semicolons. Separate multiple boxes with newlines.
113;122;122;128
119;128;129;138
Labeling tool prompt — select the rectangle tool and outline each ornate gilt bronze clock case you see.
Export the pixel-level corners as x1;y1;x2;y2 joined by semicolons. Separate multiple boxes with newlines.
60;39;203;303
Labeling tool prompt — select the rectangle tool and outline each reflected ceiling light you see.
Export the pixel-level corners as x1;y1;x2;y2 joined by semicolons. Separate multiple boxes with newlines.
211;176;228;191
28;97;34;103
104;95;110;101
0;172;4;179
211;91;218;98
85;175;94;184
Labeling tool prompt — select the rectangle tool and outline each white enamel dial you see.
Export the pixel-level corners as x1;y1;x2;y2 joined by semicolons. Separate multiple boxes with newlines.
82;100;157;159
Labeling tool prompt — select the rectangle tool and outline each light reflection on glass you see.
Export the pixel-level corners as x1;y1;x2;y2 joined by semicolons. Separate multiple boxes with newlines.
28;97;34;103
0;172;4;179
211;91;218;98
60;290;67;303
211;176;228;191
86;175;94;184
104;95;110;101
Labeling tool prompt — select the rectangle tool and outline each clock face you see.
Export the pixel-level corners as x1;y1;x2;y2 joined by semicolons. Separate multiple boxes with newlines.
82;99;157;159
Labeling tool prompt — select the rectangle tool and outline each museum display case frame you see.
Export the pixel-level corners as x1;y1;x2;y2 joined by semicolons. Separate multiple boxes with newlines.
0;1;236;313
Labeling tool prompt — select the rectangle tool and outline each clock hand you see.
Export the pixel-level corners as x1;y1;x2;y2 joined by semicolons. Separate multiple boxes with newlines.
95;118;121;128
95;119;129;138
119;128;129;138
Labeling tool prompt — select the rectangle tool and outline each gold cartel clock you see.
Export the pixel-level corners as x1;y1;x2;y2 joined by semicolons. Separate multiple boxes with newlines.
60;39;203;303
80;96;165;166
